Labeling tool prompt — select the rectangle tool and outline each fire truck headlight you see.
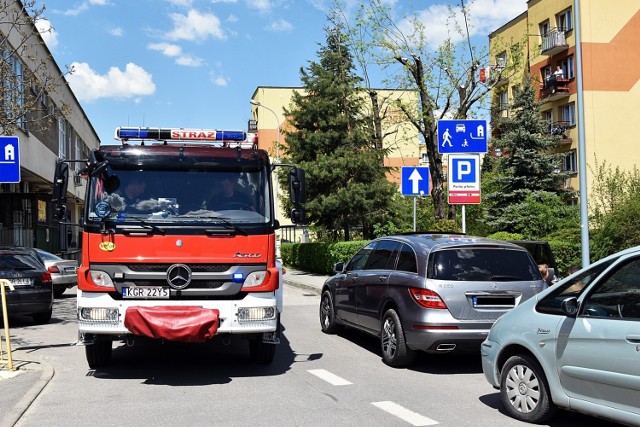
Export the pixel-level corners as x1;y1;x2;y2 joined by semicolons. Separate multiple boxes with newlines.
78;307;119;323
243;271;267;288
89;270;114;287
237;306;276;322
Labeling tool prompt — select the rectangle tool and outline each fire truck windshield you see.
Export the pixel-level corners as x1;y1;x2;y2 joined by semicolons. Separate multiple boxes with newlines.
88;167;271;224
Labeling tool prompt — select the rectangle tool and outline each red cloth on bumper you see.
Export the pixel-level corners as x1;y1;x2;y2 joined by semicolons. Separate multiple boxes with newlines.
124;306;219;343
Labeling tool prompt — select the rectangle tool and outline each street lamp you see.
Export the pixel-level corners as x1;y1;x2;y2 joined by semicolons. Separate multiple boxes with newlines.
249;100;280;161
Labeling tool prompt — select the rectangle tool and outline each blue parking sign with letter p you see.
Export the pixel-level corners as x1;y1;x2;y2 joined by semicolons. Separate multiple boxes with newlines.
452;158;476;183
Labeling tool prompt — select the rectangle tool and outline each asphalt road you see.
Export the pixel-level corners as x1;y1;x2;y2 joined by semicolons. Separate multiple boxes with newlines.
3;285;623;427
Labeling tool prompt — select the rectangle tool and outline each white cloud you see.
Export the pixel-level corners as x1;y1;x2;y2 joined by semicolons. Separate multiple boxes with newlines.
166;9;225;41
399;0;527;47
109;27;124;37
67;62;156;102
60;0;109;16
211;75;229;86
35;18;58;50
148;42;204;67
246;0;271;13
268;19;293;32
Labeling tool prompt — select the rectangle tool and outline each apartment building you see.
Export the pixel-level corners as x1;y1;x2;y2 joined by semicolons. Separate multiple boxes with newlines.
489;0;639;201
0;1;100;252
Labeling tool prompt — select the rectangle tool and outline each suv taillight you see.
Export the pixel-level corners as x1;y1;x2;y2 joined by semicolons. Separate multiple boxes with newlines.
42;272;52;283
409;288;447;309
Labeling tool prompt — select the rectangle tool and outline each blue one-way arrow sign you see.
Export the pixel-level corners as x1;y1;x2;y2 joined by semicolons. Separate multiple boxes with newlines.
401;166;429;196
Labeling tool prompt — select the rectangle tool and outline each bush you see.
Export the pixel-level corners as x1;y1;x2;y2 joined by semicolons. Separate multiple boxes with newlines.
282;240;368;275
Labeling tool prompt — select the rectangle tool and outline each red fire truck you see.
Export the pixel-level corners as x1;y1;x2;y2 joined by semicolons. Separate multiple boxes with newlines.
52;127;306;368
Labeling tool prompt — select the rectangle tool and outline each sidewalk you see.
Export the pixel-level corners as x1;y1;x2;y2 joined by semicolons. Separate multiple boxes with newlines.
281;268;329;295
0;349;54;427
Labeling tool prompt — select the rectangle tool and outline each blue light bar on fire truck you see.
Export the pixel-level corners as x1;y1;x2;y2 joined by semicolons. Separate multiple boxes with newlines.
114;127;257;149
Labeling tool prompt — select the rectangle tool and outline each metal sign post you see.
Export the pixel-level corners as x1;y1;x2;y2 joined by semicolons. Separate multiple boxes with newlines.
0;279;15;371
401;166;430;231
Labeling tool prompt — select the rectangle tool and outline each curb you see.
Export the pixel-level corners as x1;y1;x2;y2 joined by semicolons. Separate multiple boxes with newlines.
282;277;321;295
0;352;54;427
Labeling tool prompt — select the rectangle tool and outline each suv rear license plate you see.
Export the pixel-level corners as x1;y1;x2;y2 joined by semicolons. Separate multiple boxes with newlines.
10;278;32;286
122;286;169;299
473;296;515;307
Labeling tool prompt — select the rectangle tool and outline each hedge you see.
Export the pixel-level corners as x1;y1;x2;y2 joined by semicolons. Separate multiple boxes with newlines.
282;240;369;275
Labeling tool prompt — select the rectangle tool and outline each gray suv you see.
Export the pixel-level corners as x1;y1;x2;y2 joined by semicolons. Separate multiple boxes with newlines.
319;233;545;367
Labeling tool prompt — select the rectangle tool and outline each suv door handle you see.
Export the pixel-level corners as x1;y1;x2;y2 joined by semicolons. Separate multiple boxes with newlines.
378;275;388;282
626;334;640;343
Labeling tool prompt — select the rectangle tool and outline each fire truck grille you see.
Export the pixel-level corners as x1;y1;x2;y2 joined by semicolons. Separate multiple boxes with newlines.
131;280;225;289
126;264;231;273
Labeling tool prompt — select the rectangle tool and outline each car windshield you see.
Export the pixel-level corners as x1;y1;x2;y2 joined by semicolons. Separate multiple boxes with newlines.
429;248;539;281
88;168;271;225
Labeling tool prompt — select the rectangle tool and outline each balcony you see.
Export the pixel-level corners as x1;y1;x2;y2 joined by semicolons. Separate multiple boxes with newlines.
546;121;572;143
540;77;570;102
541;28;569;55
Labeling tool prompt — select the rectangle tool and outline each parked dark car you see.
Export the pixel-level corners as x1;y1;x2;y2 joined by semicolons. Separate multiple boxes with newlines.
33;248;78;297
0;247;54;324
508;240;558;275
320;233;546;367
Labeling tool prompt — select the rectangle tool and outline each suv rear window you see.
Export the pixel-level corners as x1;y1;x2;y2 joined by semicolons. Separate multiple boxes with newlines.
428;248;539;281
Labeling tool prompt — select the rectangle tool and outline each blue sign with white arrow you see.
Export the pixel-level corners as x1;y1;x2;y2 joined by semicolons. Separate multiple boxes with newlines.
437;119;487;154
0;136;20;183
401;166;429;196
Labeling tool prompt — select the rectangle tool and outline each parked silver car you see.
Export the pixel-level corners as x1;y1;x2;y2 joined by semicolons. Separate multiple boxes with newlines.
481;245;640;425
320;233;546;367
33;248;78;298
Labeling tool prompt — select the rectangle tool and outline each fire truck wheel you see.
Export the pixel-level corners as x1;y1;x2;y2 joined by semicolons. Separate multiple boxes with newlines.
249;339;276;364
86;340;113;368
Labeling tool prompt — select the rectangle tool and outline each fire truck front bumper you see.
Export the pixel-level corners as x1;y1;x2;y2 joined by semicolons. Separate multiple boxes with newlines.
77;290;278;339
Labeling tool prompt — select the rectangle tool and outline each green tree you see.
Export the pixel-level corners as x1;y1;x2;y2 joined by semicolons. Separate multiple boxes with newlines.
282;23;396;241
334;0;526;222
483;76;572;233
1;1;71;136
589;158;640;260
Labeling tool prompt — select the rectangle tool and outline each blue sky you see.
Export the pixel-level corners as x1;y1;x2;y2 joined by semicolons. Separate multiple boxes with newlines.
35;0;527;144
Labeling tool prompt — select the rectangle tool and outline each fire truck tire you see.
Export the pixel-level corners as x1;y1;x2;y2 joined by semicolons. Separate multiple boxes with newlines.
249;339;276;364
86;340;113;368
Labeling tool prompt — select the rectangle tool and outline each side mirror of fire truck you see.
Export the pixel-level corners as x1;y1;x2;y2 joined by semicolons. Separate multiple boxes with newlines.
52;161;69;221
289;167;307;205
289;167;306;225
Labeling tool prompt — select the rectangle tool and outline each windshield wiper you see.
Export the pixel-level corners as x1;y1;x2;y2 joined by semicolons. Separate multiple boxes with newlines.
117;216;166;235
207;216;248;236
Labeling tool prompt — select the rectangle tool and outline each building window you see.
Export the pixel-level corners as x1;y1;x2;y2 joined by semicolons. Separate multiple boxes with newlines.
561;103;575;126
58;118;67;159
563;150;577;173
557;8;573;32
496;51;506;69
539;20;550;39
543;110;553;125
1;46;26;129
561;56;574;79
498;91;508;110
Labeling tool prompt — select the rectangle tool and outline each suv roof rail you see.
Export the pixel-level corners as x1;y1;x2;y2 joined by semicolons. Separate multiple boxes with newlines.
395;231;467;236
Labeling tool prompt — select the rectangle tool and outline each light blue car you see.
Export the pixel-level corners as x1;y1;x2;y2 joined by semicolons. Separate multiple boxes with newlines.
481;246;640;425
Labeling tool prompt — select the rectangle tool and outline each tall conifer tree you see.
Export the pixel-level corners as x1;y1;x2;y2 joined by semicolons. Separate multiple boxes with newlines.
283;24;395;241
484;77;569;232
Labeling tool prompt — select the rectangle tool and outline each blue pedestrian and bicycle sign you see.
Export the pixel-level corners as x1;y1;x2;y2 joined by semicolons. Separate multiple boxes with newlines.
437;119;487;154
0;136;20;183
401;166;429;196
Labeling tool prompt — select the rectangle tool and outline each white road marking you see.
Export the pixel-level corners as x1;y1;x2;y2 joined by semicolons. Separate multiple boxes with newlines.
371;401;439;426
307;369;352;386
